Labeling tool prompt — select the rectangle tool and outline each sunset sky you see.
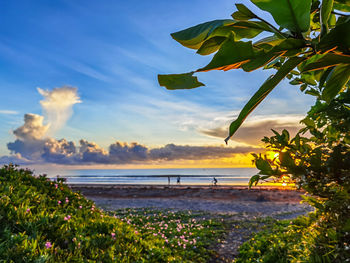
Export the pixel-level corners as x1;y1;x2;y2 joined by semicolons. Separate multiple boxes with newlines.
0;0;315;169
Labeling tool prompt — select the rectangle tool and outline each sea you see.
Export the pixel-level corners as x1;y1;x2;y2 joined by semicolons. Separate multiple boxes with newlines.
46;168;258;186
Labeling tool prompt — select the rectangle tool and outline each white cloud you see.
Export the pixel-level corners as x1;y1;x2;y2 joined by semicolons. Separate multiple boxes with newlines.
38;86;81;135
13;113;49;140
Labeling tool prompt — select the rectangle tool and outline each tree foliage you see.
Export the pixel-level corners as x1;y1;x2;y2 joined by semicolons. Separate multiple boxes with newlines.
158;0;350;142
249;90;350;261
159;1;350;261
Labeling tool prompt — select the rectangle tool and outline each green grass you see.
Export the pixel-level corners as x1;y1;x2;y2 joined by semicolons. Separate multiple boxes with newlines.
0;165;224;262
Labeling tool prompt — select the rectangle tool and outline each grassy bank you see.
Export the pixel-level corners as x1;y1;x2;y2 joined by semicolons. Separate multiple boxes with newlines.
0;165;223;262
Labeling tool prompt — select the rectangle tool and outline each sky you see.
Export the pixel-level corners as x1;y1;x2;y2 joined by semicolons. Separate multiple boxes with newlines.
0;0;316;170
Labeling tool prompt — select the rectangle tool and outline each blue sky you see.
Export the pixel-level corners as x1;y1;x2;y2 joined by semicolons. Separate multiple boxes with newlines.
0;0;315;168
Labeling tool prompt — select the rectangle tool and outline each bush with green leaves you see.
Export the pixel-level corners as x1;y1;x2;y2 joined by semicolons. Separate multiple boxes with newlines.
0;165;223;262
248;90;350;262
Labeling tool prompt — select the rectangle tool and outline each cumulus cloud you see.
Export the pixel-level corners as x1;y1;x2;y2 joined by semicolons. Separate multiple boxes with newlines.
3;85;262;166
109;142;148;163
0;154;31;165
42;138;77;164
38;86;81;135
201;115;303;145
13;113;49;140
78;140;110;164
6;133;260;165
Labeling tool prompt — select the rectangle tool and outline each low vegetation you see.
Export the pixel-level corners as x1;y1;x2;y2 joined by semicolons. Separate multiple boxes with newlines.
0;165;224;262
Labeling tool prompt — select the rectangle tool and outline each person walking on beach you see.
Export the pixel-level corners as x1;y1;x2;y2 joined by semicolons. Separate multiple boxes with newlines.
177;175;181;184
168;176;170;185
213;177;218;186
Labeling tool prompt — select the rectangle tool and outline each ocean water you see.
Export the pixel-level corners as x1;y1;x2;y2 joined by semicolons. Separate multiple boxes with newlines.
48;168;258;185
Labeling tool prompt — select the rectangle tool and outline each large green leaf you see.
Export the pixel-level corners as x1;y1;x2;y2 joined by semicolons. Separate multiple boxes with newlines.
241;51;280;72
318;19;350;53
255;158;273;172
209;23;266;41
198;38;256;72
301;53;350;72
194;25;265;56
232;21;276;34
319;67;334;89
322;64;350;102
158;72;205;90
251;0;312;33
171;20;234;49
241;39;300;71
196;36;227;55
200;38;305;72
229;24;265;39
321;0;334;28
172;18;284;53
224;56;306;143
334;1;350;12
231;4;257;20
254;35;284;48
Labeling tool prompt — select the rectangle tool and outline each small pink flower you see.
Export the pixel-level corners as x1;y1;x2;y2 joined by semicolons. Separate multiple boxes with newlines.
79;205;82;209
64;215;71;221
45;241;52;249
111;233;116;239
58;200;61;204
26;208;30;213
65;198;69;203
55;184;58;189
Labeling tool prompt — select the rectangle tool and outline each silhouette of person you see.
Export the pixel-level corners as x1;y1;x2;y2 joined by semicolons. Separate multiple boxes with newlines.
213;177;218;186
177;176;181;184
168;176;170;185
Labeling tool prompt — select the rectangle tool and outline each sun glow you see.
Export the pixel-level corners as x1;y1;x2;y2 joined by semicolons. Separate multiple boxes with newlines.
266;151;280;160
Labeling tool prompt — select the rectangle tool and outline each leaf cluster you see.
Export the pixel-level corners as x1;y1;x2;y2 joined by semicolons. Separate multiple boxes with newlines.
158;0;350;142
249;90;350;261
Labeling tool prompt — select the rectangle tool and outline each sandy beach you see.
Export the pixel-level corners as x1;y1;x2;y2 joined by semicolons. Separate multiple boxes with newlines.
71;184;312;217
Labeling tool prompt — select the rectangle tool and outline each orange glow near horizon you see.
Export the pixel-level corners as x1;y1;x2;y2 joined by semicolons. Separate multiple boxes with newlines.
27;153;257;172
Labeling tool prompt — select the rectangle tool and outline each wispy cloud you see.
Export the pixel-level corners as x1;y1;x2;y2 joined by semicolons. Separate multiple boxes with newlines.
201;114;304;145
0;110;18;115
38;86;81;135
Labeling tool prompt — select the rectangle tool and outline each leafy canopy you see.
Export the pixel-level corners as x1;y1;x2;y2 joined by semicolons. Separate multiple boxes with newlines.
158;0;350;143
